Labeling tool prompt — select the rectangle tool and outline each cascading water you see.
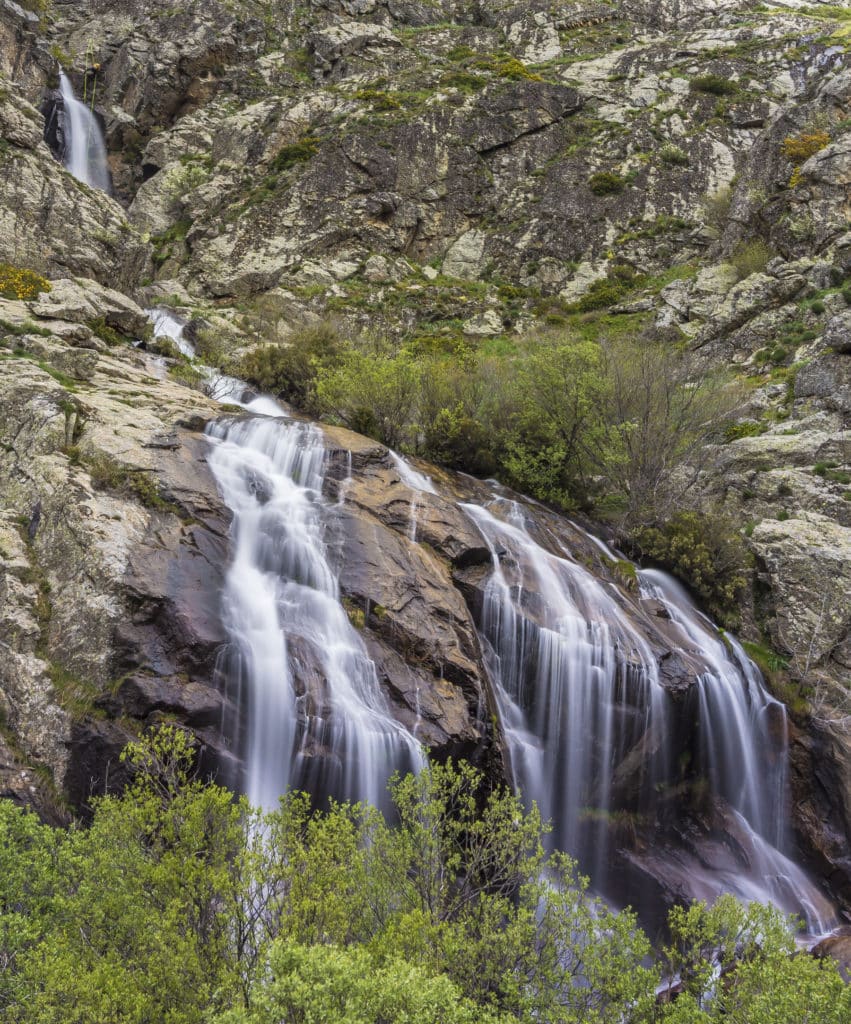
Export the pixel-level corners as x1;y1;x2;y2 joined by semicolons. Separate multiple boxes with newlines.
389;451;436;541
162;299;834;930
637;569;837;934
206;415;423;811
461;497;836;935
149;308;196;358
463;499;670;886
57;72;111;193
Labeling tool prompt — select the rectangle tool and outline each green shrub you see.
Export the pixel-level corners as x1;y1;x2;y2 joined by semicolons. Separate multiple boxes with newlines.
730;239;771;281
149;335;183;359
634;510;751;626
269;136;320;173
89;317;132;348
237;321;343;409
659;143;690;166
810;299;825;314
354;89;401;110
690;74;739;96
724;420;766;442
588;171;626;196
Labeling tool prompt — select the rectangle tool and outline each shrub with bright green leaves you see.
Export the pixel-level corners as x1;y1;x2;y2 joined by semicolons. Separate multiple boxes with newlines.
0;726;847;1024
237;320;343;411
633;509;751;626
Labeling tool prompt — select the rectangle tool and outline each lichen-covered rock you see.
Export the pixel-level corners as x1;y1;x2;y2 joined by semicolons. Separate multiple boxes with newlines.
30;277;150;337
751;513;851;666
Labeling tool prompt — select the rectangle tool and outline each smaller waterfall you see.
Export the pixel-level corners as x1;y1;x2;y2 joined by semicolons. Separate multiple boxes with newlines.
207;416;423;811
148;308;196;358
57;72;111;193
638;569;837;935
461;497;836;935
389;452;436;541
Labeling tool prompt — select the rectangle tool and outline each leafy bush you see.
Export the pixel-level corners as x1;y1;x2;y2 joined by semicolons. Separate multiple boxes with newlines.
1;727;848;1024
634;509;751;625
354;89;402;110
0;263;51;300
659;143;690;166
237;320;343;410
314;343;422;448
690;74;739;96
724;419;766;442
268;136;320;173
588;171;626;196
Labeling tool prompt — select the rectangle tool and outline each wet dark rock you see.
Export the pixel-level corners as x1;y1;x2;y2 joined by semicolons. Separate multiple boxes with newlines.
813;928;851;981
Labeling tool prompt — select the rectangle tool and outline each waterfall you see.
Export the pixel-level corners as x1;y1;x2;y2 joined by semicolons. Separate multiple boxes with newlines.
149;308;196;358
57;72;111;193
463;500;669;886
461;498;836;935
389;451;435;541
637;569;837;934
206;416;423;811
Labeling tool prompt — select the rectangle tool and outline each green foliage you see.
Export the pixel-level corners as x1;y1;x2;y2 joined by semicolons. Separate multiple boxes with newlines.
634;510;751;626
354;88;402;110
268;136;319;173
237;320;343;411
217;941;503;1024
730;239;771;281
88;317;132;348
499;336;605;507
740;639;789;675
315;342;422;448
0;728;846;1024
80;450;181;514
659;143;690;166
657;895;851;1023
690;74;739;96
724;419;766;442
588;171;626;196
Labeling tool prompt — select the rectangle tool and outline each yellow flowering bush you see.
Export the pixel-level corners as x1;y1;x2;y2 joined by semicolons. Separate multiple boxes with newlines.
0;263;52;301
781;131;829;163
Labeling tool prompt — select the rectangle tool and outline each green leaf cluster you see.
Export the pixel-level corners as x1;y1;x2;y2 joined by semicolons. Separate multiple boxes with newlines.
0;727;847;1023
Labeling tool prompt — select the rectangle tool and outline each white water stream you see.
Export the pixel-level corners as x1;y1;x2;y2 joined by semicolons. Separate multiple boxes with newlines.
206;417;423;811
58;72;111;193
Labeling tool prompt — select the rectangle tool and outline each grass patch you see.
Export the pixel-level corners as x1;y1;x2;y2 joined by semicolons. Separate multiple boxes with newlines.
71;449;183;516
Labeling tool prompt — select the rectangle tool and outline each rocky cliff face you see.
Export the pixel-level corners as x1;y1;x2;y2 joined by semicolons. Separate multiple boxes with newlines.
0;0;849;928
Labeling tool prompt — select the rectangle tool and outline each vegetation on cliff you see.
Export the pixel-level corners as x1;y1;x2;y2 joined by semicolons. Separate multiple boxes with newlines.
0;728;847;1024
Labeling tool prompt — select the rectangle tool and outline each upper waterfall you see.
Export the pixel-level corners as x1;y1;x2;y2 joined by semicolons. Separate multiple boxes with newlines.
57;71;111;193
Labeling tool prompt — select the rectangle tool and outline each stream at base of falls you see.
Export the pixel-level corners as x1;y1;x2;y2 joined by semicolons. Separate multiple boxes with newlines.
149;307;840;939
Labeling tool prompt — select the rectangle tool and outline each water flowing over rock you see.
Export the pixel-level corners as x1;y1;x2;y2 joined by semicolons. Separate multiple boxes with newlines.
206;415;424;811
195;407;840;933
56;72;111;193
